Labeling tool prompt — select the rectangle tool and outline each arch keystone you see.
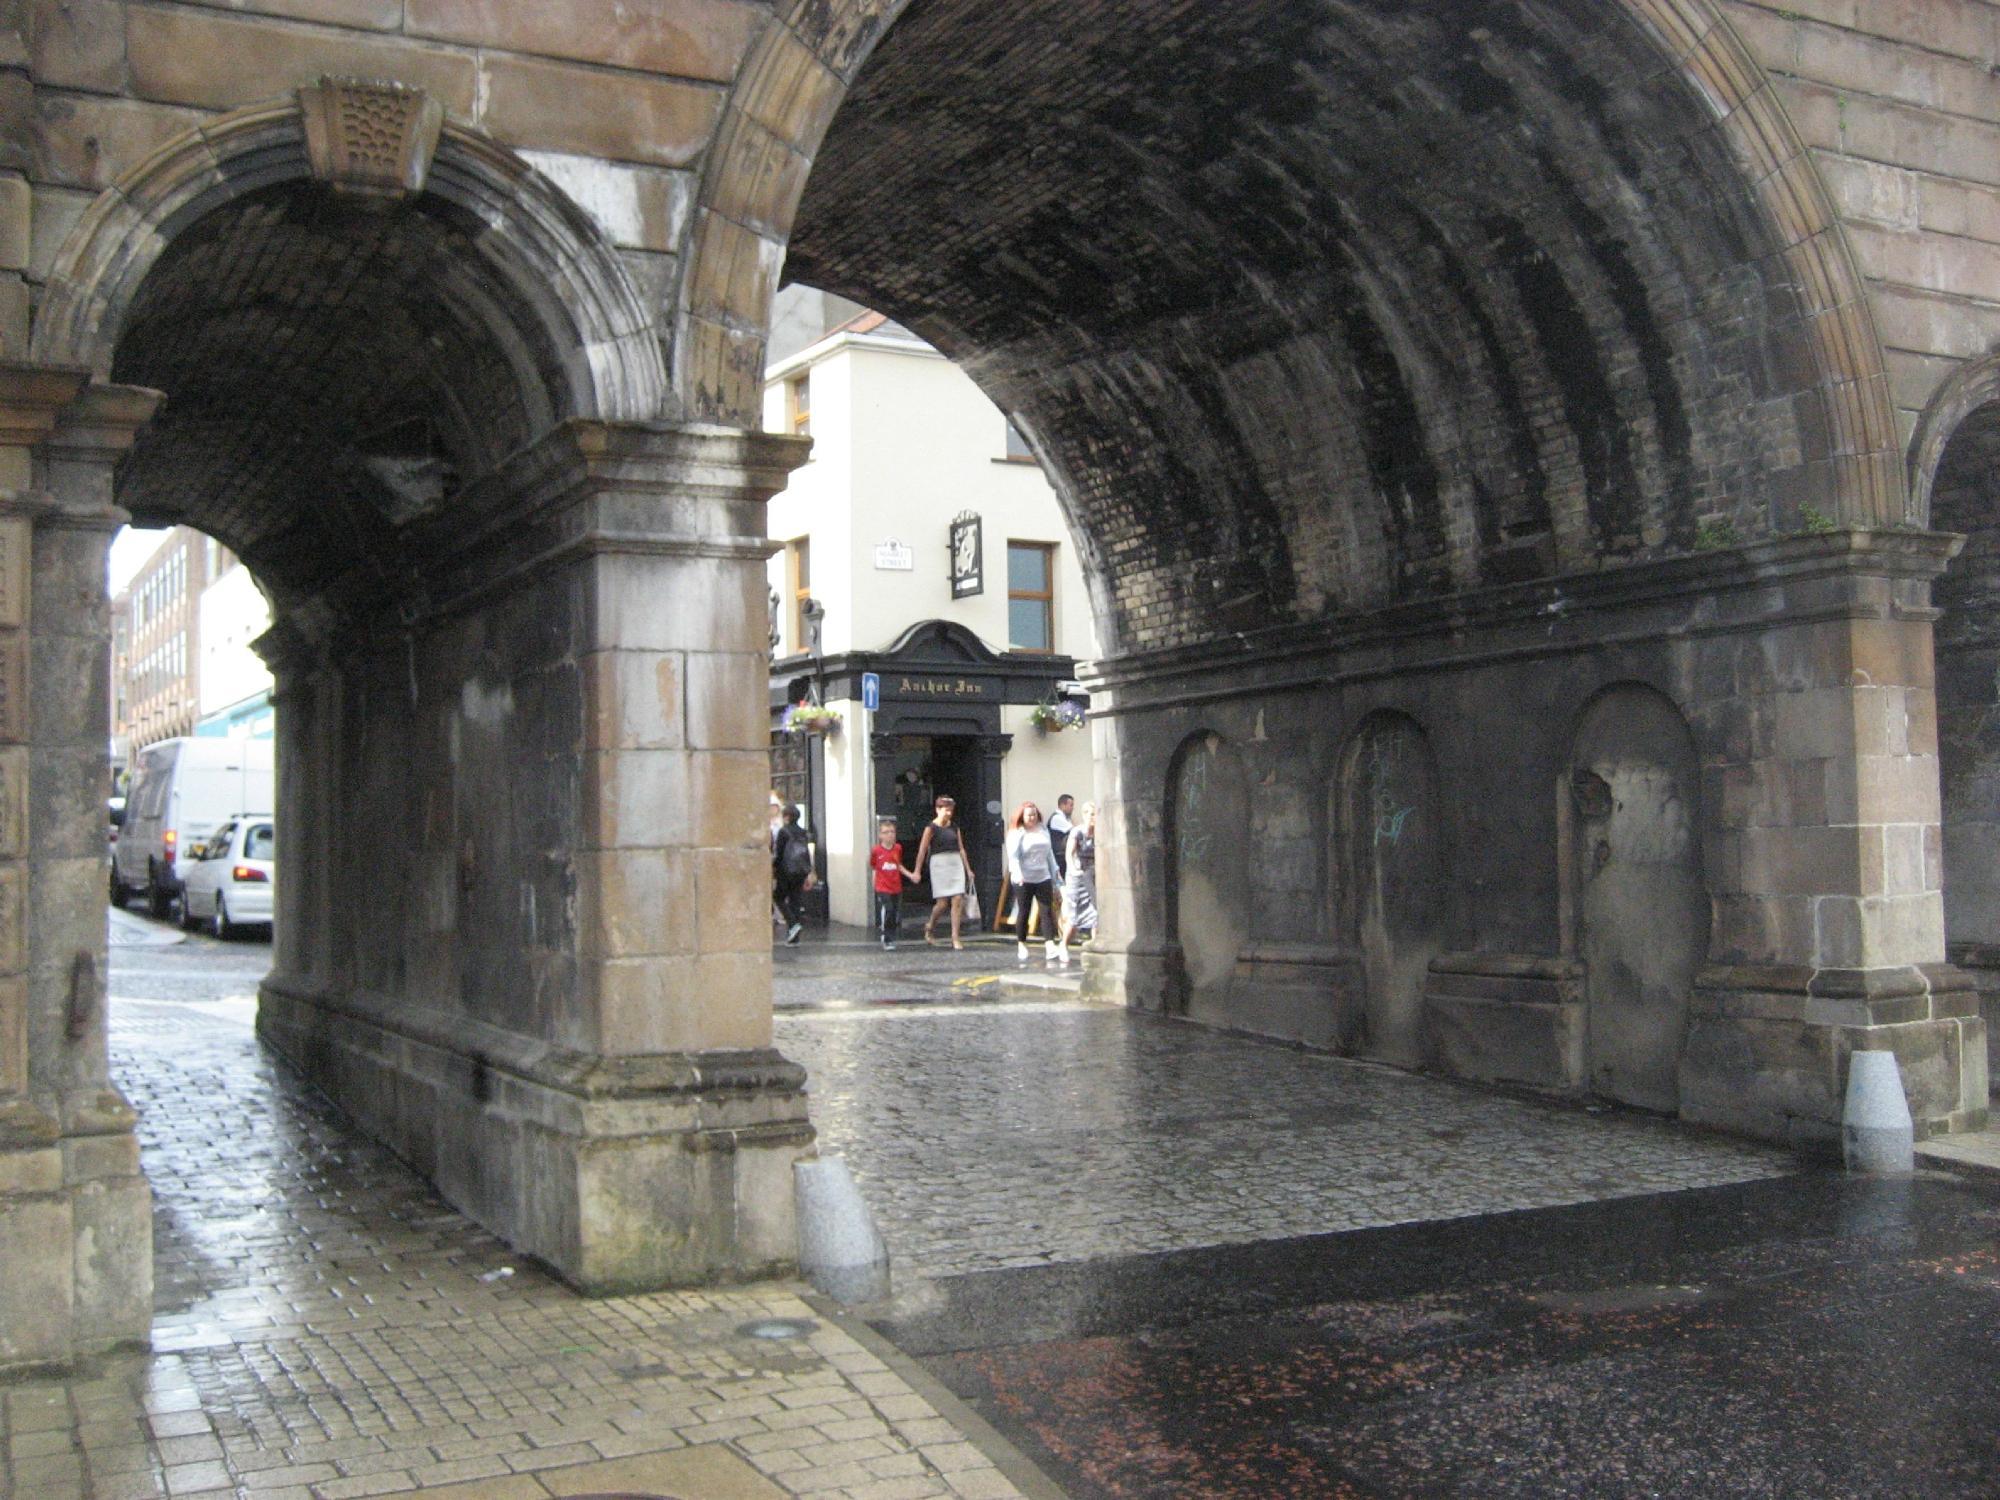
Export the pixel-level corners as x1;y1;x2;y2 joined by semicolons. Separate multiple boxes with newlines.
298;78;445;200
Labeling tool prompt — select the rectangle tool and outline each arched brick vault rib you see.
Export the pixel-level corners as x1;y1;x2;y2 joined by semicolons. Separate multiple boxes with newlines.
680;0;1902;555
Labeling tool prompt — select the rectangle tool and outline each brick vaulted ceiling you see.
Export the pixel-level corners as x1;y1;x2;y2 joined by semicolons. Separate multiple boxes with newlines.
784;0;1829;656
112;182;567;602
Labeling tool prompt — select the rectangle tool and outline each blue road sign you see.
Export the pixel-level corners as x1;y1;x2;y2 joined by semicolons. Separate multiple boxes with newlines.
861;672;880;712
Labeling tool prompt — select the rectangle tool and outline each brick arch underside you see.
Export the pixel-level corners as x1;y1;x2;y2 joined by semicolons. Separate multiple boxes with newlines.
33;110;668;607
713;0;1895;658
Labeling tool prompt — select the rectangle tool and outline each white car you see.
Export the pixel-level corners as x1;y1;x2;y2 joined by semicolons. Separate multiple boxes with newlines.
178;815;275;939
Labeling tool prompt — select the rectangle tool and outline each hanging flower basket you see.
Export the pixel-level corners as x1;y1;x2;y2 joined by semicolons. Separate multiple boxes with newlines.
1028;697;1085;734
787;704;841;736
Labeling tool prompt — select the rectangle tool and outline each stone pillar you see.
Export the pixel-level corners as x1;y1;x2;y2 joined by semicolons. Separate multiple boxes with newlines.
1684;531;1987;1151
257;421;816;1293
0;368;159;1370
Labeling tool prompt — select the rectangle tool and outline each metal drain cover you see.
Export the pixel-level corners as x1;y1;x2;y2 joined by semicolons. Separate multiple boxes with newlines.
736;1317;820;1340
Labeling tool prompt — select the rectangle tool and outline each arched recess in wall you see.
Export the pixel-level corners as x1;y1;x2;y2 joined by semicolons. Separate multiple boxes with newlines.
681;0;1901;570
1335;712;1446;1070
31;90;668;609
1564;683;1707;1114
1913;358;2000;1025
1165;732;1250;1021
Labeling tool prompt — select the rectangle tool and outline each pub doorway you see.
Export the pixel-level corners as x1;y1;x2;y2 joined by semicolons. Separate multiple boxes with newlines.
882;733;981;907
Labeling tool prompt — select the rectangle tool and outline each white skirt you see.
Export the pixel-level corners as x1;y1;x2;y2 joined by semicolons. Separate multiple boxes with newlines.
928;852;966;897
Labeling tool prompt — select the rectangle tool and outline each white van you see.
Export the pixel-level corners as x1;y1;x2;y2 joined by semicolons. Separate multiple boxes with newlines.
110;737;276;918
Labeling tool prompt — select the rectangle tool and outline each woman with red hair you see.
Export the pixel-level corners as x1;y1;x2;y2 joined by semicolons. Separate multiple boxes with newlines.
1004;800;1061;966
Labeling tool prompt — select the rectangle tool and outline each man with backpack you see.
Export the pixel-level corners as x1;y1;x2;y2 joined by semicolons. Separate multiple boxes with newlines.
772;803;814;945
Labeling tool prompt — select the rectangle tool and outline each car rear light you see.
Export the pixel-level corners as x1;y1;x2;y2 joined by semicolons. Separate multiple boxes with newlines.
163;829;176;851
232;866;268;883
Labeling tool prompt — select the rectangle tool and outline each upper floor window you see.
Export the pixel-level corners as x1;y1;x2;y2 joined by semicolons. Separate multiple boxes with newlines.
1007;542;1055;654
787;537;812;652
1003;421;1035;462
787;374;811;437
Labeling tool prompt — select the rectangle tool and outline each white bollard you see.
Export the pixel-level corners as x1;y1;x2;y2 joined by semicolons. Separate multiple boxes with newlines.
1843;1049;1914;1174
794;1156;891;1304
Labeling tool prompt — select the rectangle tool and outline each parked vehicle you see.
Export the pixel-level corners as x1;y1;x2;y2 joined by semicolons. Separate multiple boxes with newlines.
178;816;275;939
109;737;276;918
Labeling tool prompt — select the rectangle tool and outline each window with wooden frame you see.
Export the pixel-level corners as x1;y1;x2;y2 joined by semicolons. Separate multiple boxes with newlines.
787;373;811;436
787;537;812;651
1007;541;1055;653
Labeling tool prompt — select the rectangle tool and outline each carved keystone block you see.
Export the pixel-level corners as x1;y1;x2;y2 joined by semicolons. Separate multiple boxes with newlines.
299;78;444;199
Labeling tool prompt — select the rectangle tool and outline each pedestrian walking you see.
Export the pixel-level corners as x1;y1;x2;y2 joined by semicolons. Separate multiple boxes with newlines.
914;795;972;950
1005;800;1062;966
1055;800;1098;964
1047;793;1075;882
772;804;813;945
869;818;919;950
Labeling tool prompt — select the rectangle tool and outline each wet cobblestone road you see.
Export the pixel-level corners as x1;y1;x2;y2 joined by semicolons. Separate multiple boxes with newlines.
0;915;1816;1498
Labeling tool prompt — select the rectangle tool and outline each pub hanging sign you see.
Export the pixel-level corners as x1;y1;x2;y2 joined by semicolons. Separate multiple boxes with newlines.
948;510;983;599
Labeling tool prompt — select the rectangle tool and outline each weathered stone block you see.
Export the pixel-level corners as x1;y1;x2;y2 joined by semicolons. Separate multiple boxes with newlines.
125;8;478;114
0;1182;71;1369
478;54;721;169
684;650;770;752
66;1167;150;1348
574;847;692;962
407;0;759;83
581;649;683;752
694;846;769;954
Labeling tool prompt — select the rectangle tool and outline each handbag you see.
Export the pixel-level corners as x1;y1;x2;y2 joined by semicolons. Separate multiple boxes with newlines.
962;883;980;924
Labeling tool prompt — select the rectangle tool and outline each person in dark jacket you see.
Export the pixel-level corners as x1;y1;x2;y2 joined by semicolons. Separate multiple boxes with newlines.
772;804;812;945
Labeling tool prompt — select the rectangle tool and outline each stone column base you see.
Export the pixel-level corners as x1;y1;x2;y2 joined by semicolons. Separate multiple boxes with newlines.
1083;944;1169;1011
1684;964;1989;1155
258;981;813;1293
0;1095;152;1373
1948;945;2000;1096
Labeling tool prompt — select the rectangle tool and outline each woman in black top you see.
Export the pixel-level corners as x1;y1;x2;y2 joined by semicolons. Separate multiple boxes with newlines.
914;795;971;949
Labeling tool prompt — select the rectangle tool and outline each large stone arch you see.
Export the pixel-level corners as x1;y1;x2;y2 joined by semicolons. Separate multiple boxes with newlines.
3;81;811;1345
680;0;1898;535
33;91;667;425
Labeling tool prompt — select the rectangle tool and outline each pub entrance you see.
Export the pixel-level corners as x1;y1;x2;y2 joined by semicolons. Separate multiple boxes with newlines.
882;733;981;905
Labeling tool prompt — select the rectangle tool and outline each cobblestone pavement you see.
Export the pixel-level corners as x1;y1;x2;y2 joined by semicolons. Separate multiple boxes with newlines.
775;1001;1798;1282
0;991;1031;1500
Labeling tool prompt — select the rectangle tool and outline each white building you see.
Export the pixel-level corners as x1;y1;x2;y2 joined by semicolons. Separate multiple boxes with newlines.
195;544;274;739
765;304;1098;927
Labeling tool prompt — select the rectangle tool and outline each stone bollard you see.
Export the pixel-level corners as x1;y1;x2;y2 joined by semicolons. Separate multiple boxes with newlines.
1843;1050;1914;1174
794;1156;891;1304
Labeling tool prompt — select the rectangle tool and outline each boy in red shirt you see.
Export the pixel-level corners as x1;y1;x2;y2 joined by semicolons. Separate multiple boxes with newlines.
869;819;919;950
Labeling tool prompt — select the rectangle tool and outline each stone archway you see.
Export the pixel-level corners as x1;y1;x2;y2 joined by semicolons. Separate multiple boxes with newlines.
681;0;1901;542
33;86;667;422
6;85;811;1359
1917;357;2000;1093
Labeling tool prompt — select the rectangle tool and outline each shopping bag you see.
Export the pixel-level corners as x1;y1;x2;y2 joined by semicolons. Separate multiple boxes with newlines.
962;884;981;925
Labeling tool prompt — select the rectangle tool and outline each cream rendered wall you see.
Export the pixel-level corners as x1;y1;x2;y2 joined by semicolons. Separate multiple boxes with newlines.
763;355;855;660
841;339;1094;662
197;563;273;721
999;705;1096;827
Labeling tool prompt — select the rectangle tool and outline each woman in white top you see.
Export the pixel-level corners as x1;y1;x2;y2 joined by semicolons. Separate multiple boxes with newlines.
1004;801;1061;965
